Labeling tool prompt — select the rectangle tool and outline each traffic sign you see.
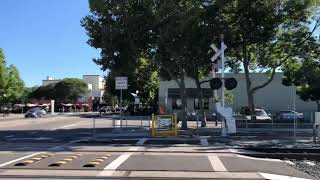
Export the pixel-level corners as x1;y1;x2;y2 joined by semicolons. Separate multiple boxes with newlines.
115;77;128;90
210;43;227;63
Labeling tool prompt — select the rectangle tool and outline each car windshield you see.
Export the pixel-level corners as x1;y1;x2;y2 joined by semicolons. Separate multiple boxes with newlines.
255;110;268;116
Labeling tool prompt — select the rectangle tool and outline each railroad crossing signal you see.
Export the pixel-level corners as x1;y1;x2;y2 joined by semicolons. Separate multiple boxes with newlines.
210;43;227;64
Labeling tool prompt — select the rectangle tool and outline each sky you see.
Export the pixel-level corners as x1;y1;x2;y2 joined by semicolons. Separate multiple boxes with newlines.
0;0;102;87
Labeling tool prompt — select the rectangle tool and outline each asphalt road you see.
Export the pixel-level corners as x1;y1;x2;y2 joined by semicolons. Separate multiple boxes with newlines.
0;113;316;179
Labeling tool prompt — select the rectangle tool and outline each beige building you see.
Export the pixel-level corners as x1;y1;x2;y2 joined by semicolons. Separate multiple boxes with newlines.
159;72;318;119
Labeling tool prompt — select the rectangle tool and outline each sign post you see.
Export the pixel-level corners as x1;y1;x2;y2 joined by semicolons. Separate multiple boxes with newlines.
115;77;128;128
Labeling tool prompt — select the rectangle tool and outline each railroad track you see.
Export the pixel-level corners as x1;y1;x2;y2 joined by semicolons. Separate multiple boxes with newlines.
242;147;320;160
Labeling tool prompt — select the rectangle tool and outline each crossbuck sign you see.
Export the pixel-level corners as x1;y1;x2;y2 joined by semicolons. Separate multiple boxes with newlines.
210;43;227;65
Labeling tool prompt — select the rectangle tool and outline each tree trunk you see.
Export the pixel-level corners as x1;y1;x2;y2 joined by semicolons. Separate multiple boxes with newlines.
195;78;206;127
317;101;320;112
179;77;188;130
242;47;256;121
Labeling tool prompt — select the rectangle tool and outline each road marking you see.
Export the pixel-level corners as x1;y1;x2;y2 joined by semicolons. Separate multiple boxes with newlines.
49;139;85;151
0;152;43;167
56;122;88;129
136;138;147;145
208;155;227;172
236;154;283;162
99;147;139;176
259;172;311;180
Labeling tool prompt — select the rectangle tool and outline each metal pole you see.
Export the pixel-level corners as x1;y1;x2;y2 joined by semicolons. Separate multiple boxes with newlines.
93;118;96;139
293;86;296;140
120;89;123;128
221;35;225;108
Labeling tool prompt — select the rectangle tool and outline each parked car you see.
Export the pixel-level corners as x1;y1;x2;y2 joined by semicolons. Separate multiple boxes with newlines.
25;107;46;118
273;110;304;122
99;106;112;114
237;106;271;121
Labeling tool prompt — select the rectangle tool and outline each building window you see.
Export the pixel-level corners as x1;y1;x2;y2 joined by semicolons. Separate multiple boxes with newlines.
194;98;209;110
172;98;182;110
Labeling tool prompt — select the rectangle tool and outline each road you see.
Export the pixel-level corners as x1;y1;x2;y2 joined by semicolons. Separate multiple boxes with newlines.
0;113;315;179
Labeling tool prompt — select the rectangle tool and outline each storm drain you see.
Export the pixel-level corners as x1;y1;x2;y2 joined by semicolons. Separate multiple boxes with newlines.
14;153;54;166
49;154;82;167
83;154;111;167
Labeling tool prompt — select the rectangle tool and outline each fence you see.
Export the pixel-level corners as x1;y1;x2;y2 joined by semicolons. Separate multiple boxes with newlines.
112;116;152;129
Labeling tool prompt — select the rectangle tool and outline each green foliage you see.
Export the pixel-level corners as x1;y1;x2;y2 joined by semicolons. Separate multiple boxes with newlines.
6;65;25;102
225;90;234;105
0;49;25;104
0;49;9;104
282;50;320;110
55;78;88;102
30;78;88;102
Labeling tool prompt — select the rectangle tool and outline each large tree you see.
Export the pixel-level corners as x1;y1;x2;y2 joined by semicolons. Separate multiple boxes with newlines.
282;37;320;111
55;78;88;103
211;0;320;118
6;65;25;103
0;49;9;105
0;49;25;105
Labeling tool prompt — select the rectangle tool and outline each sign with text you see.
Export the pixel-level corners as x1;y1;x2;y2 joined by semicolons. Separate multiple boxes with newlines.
115;77;128;90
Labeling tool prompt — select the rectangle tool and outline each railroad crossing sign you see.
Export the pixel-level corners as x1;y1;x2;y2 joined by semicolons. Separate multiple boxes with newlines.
210;43;227;64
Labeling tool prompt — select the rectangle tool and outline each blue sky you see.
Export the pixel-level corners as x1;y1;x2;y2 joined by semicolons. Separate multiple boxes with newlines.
0;0;102;87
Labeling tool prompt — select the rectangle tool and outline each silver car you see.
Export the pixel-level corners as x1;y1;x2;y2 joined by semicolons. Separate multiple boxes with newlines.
274;110;304;121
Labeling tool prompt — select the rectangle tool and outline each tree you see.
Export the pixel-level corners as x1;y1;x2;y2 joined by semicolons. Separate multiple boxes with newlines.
29;83;56;100
6;65;25;103
55;78;88;102
212;0;320;119
0;49;9;105
282;39;320;111
0;49;25;105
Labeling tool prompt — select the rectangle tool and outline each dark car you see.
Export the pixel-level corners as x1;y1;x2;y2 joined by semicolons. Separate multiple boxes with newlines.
99;106;112;114
273;110;304;122
25;107;46;118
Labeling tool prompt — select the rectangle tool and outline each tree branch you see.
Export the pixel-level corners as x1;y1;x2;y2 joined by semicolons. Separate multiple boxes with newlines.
162;66;181;87
251;66;277;93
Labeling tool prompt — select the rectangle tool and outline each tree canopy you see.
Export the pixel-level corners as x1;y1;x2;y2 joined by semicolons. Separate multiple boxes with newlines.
30;78;88;102
82;0;320;128
0;49;25;104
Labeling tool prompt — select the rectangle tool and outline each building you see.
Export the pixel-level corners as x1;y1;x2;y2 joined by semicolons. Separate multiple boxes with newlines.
159;72;318;120
42;75;105;103
42;76;61;86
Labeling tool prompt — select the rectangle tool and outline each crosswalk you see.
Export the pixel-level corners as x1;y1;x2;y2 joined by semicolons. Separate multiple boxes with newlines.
0;151;314;179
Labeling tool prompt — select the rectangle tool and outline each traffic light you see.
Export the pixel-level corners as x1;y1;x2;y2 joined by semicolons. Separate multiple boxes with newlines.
225;78;237;90
210;78;222;90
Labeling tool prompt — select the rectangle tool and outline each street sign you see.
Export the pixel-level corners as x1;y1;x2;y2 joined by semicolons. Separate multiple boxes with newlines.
115;77;128;90
134;97;140;104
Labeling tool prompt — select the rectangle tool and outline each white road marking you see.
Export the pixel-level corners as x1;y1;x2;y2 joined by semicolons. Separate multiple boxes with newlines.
236;154;283;162
208;155;227;172
259;172;311;180
0;152;43;167
136;138;147;145
49;139;86;151
54;121;88;130
99;147;139;176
